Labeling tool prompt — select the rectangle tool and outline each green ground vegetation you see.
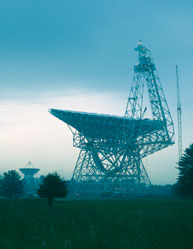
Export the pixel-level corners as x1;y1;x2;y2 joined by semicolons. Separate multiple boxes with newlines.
0;198;193;249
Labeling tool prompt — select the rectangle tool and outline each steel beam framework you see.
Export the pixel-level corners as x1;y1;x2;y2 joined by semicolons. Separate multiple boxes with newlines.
50;42;175;192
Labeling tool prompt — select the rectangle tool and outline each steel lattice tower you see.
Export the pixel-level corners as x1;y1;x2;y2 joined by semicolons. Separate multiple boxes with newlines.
50;41;175;191
176;65;182;160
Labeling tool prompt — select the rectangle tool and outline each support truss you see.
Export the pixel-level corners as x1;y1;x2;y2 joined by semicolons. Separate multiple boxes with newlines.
72;147;151;186
50;41;175;194
70;42;174;189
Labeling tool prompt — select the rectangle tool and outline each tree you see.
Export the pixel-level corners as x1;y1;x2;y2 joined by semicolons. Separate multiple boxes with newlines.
176;143;193;197
0;170;24;199
37;173;68;207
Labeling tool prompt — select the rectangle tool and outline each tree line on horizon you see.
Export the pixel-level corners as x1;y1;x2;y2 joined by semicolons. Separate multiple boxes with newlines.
0;171;68;206
0;143;193;204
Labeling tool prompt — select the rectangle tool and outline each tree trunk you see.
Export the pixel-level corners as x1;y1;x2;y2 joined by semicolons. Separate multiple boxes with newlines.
48;197;54;207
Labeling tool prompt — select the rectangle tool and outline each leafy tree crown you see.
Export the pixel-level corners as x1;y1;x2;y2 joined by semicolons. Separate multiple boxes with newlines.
0;170;24;198
37;173;68;199
176;143;193;197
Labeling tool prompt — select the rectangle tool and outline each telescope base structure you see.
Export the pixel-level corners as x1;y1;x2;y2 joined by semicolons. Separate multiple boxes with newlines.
71;148;151;194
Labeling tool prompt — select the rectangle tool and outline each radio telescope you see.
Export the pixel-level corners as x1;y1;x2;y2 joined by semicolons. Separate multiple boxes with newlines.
49;42;174;189
20;161;40;194
20;161;39;179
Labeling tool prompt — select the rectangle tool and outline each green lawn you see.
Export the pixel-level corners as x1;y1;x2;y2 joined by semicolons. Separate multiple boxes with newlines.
0;198;193;249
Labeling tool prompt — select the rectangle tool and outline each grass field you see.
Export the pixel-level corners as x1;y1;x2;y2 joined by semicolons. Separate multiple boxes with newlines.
0;198;193;249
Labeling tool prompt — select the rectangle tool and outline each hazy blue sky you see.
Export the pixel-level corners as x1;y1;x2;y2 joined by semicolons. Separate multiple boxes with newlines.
0;0;193;184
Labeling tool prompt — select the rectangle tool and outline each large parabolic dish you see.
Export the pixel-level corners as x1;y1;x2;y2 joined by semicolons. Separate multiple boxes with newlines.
49;109;163;150
49;42;174;186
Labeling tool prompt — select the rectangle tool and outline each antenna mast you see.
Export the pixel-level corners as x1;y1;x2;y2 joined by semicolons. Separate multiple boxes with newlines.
176;65;182;159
